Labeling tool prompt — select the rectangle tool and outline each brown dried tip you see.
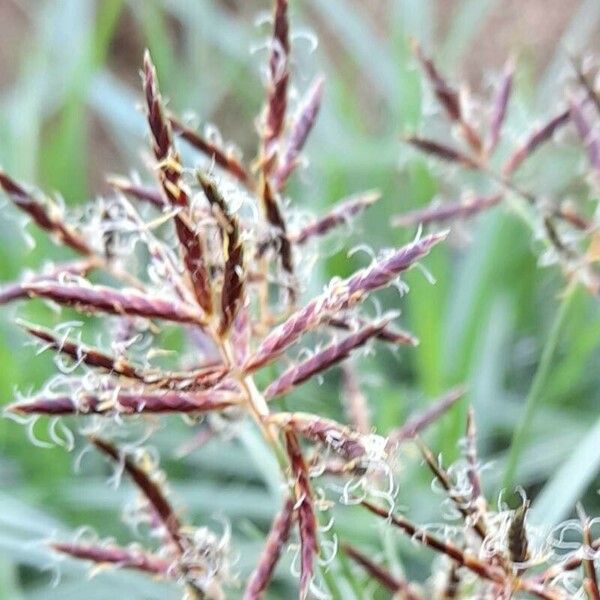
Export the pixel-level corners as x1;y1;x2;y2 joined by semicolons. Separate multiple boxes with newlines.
487;58;514;155
386;386;465;448
272;76;325;190
292;189;379;245
342;543;421;598
502;108;570;176
50;541;172;576
197;173;245;335
264;317;392;399
6;390;239;416
0;170;93;255
108;176;165;208
243;231;447;372
405;136;479;169
508;499;530;566
22;280;204;326
393;194;502;228
243;495;295;600
91;437;185;554
284;430;317;600
271;412;369;462
169;116;251;186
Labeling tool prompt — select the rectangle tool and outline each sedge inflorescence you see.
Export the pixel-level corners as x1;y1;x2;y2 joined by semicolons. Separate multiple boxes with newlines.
1;1;599;599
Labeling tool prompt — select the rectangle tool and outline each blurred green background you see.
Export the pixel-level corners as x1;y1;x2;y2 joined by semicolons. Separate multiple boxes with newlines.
1;1;599;598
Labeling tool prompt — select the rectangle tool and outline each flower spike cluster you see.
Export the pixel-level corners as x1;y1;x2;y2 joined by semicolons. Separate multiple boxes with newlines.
1;2;598;599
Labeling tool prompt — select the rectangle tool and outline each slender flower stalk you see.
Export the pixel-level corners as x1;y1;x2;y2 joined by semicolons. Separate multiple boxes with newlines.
342;543;422;599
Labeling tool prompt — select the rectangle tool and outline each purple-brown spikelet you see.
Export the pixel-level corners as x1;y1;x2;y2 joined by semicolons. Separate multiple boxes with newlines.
0;259;95;306
22;280;205;325
411;41;482;153
264;318;391;399
284;430;317;600
502;108;570;176
464;406;483;503
272;76;325;190
50;542;172;576
393;194;502;228
386;386;465;448
272;413;369;461
108;176;165;208
327;315;419;347
243;495;295;600
243;232;447;372
143;51;214;315
263;0;290;150
487;59;514;155
19;321;143;379
259;177;294;277
507;499;530;566
91;438;183;548
405;136;479;168
7;390;239;416
570;98;600;175
0;171;93;255
412;40;462;123
197;173;246;336
169;116;251;187
342;543;420;598
292;189;380;245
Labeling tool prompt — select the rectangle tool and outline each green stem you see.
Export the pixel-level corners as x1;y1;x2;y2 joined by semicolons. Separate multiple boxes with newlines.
502;283;576;490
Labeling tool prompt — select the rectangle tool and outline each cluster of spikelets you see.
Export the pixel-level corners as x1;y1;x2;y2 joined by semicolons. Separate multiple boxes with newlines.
1;1;599;599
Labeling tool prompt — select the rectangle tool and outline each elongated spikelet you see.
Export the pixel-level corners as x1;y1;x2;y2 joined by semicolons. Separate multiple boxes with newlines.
243;232;447;372
7;390;239;416
243;495;295;600
51;542;172;576
264;318;391;398
0;171;93;255
284;430;317;600
23;281;205;325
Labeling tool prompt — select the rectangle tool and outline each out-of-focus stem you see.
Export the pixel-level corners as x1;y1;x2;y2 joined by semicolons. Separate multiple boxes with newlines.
502;282;577;490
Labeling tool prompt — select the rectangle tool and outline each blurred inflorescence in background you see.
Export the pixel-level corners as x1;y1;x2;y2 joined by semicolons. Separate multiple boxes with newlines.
0;1;600;599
